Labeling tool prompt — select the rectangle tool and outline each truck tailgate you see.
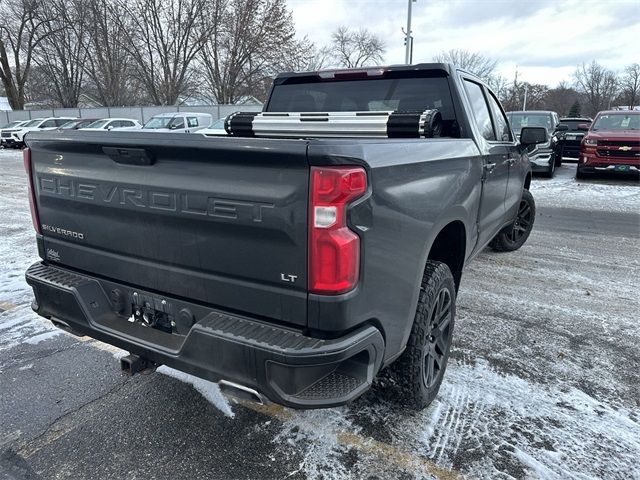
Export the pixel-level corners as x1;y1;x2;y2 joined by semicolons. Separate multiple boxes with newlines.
27;132;310;326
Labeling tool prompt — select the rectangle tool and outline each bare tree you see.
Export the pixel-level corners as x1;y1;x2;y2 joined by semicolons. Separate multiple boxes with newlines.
82;0;142;106
573;61;618;117
118;0;210;105
618;63;640;109
486;74;509;102
283;39;332;73
433;49;497;80
32;0;87;107
330;26;385;68
544;81;580;116
0;0;57;109
200;0;306;104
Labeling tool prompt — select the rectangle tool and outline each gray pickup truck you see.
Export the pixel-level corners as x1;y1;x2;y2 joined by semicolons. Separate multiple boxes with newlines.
24;64;547;410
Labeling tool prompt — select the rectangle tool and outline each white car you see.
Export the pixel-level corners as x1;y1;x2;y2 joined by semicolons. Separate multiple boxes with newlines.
198;117;228;136
80;118;142;131
3;117;76;148
1;120;30;147
141;112;212;133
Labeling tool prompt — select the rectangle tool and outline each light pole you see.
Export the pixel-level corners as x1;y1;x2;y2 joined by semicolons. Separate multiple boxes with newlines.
404;0;416;64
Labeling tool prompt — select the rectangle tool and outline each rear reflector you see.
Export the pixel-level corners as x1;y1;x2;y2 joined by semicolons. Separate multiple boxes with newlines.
309;166;367;294
23;148;41;234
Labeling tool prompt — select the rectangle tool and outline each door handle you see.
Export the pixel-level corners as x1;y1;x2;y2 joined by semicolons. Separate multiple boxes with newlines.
484;162;496;173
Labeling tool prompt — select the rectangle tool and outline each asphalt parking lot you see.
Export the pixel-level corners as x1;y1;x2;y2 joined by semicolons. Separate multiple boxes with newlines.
1;148;639;480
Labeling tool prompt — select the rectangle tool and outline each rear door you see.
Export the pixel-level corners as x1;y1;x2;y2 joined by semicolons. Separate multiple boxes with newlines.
485;90;521;218
461;78;510;248
29;133;310;326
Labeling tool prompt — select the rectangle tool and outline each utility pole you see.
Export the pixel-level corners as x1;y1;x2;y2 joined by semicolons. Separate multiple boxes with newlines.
404;0;416;64
523;83;528;111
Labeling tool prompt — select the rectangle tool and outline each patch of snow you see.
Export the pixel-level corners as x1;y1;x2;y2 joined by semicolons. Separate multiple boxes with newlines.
0;149;57;350
0;305;61;351
157;365;234;418
530;164;640;213
24;329;63;345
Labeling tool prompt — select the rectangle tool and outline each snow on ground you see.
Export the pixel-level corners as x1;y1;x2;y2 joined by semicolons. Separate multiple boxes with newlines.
0;148;62;351
529;167;639;213
267;356;640;480
156;365;234;418
1;148;639;479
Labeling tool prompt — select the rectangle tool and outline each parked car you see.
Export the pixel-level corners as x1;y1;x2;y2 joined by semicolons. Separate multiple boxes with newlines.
141;112;212;133
1;120;29;147
507;110;560;177
80;118;142;131
57;118;101;130
198;117;228;136
2;117;75;148
24;63;546;410
551;117;593;160
577;110;639;179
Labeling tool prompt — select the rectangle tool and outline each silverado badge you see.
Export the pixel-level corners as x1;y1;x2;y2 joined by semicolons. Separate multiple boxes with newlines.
618;146;632;151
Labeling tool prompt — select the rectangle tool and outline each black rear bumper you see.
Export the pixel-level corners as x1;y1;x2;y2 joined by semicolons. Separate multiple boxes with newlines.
25;262;385;409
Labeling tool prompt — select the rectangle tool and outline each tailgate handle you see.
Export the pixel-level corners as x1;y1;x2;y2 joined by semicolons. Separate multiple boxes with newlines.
103;147;155;165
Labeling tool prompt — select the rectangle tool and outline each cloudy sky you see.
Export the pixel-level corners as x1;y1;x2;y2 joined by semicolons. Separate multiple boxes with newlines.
286;0;640;86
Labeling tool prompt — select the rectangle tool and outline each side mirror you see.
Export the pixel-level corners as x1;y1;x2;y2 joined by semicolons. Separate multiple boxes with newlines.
107;125;114;131
577;123;590;131
520;127;548;147
555;124;569;132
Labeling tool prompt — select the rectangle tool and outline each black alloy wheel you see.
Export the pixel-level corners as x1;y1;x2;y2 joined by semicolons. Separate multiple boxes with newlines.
423;288;452;389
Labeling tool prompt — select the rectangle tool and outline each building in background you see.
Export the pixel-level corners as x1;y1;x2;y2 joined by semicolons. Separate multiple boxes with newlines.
0;97;12;111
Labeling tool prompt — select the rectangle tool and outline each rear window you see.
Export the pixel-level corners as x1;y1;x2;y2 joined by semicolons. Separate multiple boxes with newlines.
560;120;588;131
267;75;459;137
268;76;455;120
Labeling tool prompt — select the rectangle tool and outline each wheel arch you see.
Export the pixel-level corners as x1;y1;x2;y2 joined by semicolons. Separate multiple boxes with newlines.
426;220;466;291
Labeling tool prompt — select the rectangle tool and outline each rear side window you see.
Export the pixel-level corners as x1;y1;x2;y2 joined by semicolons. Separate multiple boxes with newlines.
187;117;198;127
486;92;512;142
463;80;495;141
171;117;185;129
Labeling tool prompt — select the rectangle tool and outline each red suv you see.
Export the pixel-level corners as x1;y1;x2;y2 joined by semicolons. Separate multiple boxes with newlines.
577;110;640;178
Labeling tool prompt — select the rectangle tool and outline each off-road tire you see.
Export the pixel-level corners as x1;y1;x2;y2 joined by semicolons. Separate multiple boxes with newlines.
554;148;563;167
543;158;556;178
489;189;536;252
575;168;589;180
392;260;456;410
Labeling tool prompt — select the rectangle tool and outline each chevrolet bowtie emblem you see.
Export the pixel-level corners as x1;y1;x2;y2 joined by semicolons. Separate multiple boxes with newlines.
618;146;632;151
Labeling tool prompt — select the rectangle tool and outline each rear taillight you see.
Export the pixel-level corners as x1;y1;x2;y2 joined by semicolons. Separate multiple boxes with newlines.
23;148;41;234
309;166;367;294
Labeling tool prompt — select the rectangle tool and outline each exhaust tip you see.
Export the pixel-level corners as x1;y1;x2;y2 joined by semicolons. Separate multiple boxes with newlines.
218;380;265;405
